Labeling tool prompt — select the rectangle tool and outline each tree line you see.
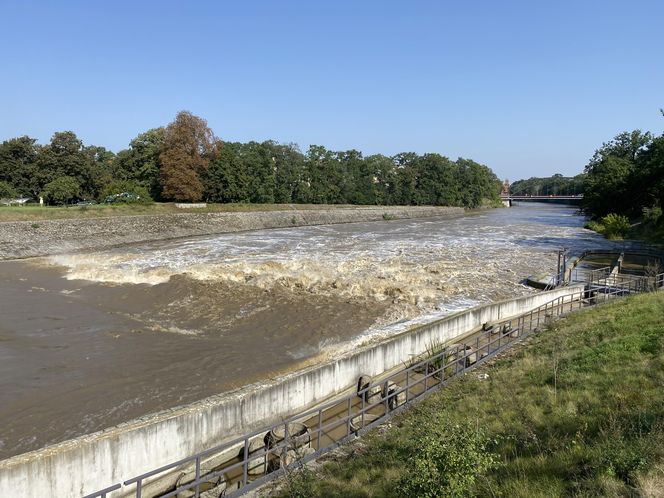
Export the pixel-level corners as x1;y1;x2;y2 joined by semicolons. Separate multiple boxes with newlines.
581;129;664;220
579;128;664;239
0;111;502;208
509;174;585;197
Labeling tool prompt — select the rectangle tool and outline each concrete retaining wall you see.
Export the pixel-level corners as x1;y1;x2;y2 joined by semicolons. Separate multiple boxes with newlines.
0;206;463;260
0;285;582;497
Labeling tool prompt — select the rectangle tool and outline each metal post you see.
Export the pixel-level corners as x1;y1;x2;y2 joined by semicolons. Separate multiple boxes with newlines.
195;456;201;498
136;481;142;498
242;437;249;487
317;409;322;450
347;397;352;436
405;370;410;401
361;386;365;427
424;360;429;391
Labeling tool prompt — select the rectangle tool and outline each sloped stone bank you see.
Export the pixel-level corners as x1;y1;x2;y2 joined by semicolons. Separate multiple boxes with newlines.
0;206;463;260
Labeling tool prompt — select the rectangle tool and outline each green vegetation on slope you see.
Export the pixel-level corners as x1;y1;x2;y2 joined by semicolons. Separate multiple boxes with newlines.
278;293;664;497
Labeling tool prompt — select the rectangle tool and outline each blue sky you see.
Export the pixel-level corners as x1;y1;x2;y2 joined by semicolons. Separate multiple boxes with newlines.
2;0;663;181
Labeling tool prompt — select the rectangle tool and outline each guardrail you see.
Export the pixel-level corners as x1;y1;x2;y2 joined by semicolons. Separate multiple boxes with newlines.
85;272;664;498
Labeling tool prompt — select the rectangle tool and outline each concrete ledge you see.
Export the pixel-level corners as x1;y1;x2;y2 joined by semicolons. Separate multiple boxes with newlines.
0;285;583;497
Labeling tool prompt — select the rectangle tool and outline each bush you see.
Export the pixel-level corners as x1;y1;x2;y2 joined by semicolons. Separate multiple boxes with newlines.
398;419;497;497
601;213;631;239
99;180;152;204
642;205;662;225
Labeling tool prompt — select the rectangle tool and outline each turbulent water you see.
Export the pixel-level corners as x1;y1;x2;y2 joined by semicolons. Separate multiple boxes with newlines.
0;203;624;458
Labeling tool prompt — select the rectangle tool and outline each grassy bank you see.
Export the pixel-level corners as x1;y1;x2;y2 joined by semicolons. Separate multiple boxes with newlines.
277;293;664;497
0;203;371;222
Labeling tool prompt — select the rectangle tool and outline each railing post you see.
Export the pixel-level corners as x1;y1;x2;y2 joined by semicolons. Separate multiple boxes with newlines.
347;397;352;436
317;409;322;451
242;436;249;487
361;386;365;427
424;360;429;391
136;480;142;498
405;369;410;401
195;455;201;498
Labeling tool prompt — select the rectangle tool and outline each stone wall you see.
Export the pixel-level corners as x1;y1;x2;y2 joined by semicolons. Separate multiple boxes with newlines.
0;206;464;260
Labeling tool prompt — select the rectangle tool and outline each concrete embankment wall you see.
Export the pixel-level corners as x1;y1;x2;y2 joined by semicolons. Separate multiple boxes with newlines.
0;206;463;260
0;285;583;497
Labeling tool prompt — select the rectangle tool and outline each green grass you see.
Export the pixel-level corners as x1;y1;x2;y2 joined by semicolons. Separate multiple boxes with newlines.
276;293;664;497
0;203;373;222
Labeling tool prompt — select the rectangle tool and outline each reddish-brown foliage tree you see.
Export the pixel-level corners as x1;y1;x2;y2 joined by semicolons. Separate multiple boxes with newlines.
159;111;220;201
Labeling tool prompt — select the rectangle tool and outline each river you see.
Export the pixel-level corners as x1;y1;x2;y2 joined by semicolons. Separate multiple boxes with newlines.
0;203;624;458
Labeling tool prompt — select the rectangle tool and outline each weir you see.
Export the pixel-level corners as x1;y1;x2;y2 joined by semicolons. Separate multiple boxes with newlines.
0;285;583;498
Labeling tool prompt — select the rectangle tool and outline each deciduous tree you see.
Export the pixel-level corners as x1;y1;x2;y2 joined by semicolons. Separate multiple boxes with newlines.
159;112;220;202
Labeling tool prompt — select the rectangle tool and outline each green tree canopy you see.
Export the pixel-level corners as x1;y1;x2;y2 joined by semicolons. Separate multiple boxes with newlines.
0;180;18;199
41;176;80;205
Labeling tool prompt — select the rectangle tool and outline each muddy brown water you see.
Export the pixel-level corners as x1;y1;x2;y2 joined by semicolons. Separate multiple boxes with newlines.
0;204;629;458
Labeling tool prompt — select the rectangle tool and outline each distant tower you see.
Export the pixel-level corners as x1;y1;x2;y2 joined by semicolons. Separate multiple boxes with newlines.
501;179;510;196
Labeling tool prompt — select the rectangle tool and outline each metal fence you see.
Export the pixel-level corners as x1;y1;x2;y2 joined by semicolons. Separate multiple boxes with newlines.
84;272;664;498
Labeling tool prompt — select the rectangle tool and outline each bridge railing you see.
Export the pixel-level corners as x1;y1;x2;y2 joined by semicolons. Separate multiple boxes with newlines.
84;272;664;498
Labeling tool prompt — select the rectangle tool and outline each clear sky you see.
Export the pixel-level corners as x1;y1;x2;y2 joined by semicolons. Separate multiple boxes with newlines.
2;0;663;181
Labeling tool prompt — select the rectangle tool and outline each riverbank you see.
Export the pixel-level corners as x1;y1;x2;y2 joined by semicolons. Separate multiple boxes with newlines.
274;292;664;497
0;205;464;260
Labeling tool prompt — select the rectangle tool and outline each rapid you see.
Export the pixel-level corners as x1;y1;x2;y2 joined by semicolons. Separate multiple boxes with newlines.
0;203;622;458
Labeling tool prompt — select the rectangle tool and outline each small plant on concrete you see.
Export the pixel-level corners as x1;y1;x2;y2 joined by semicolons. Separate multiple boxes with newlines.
398;419;497;497
382;212;395;221
31;223;40;230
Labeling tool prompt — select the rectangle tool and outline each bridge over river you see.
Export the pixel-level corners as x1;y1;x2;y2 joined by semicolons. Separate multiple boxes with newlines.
500;194;583;206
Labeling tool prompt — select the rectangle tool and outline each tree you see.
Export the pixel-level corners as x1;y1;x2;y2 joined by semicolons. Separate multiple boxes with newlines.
41;176;80;205
0;181;18;199
204;141;250;203
38;131;100;199
0;136;41;196
115;127;164;199
583;130;653;218
159;111;220;202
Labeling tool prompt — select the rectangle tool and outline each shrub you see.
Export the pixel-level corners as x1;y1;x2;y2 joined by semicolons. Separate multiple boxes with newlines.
99;180;152;204
601;213;631;240
398;419;497;497
642;205;662;225
585;220;605;233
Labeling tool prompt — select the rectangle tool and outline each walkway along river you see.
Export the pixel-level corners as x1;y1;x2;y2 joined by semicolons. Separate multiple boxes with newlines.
0;203;634;459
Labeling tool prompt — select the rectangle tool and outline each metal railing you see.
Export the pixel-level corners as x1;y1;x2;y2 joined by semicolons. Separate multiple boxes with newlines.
84;272;664;498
